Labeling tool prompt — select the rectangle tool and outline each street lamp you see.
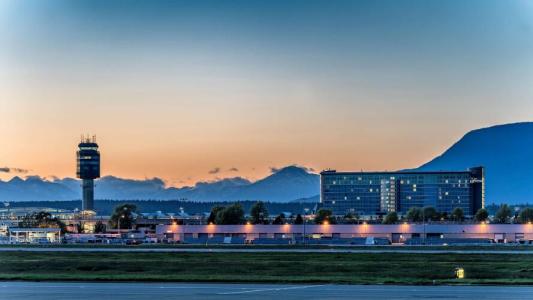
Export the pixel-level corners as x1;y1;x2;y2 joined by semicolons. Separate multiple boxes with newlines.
422;207;426;245
118;215;125;234
303;208;309;246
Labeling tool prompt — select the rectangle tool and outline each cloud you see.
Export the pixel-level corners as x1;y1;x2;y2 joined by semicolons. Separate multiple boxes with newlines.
270;167;281;173
228;167;239;172
0;167;29;174
208;167;221;174
270;164;316;174
300;165;316;173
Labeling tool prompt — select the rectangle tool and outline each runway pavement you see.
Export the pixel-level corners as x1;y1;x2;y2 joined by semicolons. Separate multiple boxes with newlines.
2;247;533;254
0;282;531;300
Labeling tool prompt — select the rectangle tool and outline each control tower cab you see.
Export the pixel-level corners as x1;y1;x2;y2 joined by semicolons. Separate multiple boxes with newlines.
76;135;100;211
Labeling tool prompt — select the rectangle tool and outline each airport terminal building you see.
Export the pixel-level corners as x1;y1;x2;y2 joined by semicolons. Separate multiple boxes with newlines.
320;167;484;216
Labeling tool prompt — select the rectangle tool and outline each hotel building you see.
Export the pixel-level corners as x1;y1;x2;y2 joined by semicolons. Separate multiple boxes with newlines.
320;167;484;216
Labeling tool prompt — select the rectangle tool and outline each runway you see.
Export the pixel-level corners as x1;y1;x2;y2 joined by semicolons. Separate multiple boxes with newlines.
0;282;532;299
2;247;533;254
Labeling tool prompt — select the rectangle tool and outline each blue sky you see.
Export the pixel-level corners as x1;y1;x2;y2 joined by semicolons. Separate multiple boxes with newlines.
0;0;532;185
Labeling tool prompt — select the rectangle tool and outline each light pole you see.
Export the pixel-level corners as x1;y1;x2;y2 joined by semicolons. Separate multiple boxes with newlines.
118;215;124;234
303;208;309;246
422;207;426;245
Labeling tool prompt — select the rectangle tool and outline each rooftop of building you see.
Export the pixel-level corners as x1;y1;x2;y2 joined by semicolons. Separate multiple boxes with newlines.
320;168;482;176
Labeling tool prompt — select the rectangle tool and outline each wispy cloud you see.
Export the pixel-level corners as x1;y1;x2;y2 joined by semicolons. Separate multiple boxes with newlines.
208;167;221;174
270;167;281;173
0;167;29;174
270;164;316;174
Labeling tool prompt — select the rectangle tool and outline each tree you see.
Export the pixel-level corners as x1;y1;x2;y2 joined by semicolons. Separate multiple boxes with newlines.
250;201;269;224
76;223;85;234
451;207;464;222
94;221;106;233
495;204;512;224
406;207;422;222
109;204;138;230
519;208;533;224
294;214;304;225
272;213;286;225
383;212;399;224
343;212;359;224
20;211;67;233
422;206;438;221
215;203;245;225
314;209;333;224
474;208;489;223
207;206;225;224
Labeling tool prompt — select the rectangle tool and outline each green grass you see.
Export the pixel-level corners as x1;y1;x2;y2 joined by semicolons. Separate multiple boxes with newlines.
3;243;533;251
1;252;533;284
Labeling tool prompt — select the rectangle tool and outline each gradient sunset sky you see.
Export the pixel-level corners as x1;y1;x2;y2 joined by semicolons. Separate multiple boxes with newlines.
1;0;532;186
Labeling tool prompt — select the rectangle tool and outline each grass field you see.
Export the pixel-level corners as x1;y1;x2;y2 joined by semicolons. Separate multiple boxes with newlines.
1;251;533;284
2;243;533;251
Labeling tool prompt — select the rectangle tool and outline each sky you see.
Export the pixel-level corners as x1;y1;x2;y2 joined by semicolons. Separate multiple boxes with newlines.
1;0;532;186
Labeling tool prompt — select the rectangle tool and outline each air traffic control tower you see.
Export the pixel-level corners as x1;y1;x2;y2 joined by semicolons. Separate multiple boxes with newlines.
76;135;100;211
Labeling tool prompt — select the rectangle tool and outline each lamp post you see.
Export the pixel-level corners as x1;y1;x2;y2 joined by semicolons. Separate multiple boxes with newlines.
118;215;125;234
422;207;428;245
303;208;309;246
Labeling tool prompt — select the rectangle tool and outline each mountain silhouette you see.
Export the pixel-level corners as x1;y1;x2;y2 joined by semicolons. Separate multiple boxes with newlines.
416;122;533;204
0;166;318;203
3;122;533;204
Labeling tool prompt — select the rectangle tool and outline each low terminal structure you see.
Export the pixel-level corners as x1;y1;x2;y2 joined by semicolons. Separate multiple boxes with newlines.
8;227;62;244
156;223;533;245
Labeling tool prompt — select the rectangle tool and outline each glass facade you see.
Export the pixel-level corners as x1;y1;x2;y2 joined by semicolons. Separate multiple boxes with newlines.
76;142;100;179
76;138;101;211
320;167;484;216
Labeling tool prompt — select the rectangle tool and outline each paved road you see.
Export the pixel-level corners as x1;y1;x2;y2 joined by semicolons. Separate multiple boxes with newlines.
2;247;533;254
0;282;531;299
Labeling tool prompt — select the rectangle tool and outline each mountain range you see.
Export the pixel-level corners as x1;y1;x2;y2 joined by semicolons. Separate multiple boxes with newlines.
0;166;320;203
2;122;533;204
415;122;533;204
